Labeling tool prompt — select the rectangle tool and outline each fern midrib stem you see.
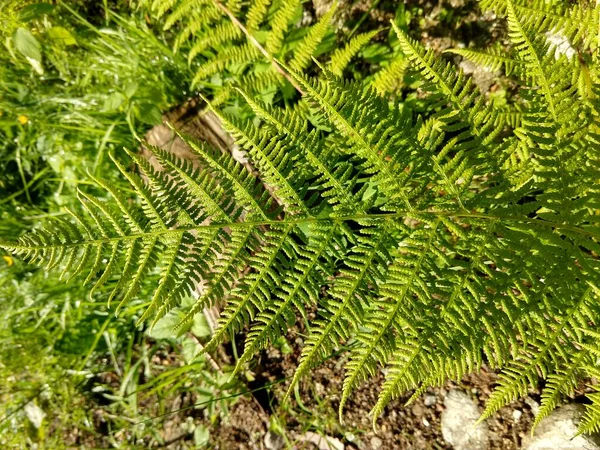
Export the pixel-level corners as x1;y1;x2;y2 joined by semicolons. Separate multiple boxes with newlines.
5;210;597;251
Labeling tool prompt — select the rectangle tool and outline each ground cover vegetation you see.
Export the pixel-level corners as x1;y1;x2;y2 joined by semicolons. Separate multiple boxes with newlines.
1;0;600;448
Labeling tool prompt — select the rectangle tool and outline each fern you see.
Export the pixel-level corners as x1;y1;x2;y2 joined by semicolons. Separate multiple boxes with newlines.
479;0;599;51
138;0;384;106
4;0;600;434
329;30;380;76
137;0;342;104
444;47;524;76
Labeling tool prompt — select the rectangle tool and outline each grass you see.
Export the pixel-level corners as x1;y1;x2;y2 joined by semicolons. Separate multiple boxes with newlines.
0;2;243;447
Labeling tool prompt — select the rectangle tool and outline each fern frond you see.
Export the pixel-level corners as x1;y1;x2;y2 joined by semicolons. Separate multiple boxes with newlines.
290;3;337;71
371;57;410;95
481;285;597;420
192;43;262;87
505;0;558;120
237;89;367;215
187;22;242;64
283;67;421;211
163;0;212;31
204;223;296;352
232;221;343;377
479;0;600;50
174;6;224;51
580;389;600;435
286;223;393;400
265;0;301;54
341;218;441;417
5;4;600;430
170;127;274;220
246;0;272;33
329;30;380;76
445;47;524;76
206;102;312;217
533;349;590;430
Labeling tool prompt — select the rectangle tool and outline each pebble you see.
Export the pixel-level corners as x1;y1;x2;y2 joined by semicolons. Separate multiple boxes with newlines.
525;397;540;416
441;389;490;450
512;409;523;422
264;431;285;450
412;404;424;417
522;404;600;450
424;394;437;407
370;436;383;450
315;382;325;397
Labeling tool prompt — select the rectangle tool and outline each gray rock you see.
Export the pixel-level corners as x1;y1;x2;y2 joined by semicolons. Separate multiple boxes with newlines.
512;409;523;422
522;404;600;450
264;431;285;450
458;59;500;94
298;432;344;450
424;394;437;407
441;389;489;450
370;436;383;450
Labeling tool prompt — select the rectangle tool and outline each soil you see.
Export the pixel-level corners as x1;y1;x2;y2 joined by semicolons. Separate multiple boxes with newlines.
204;323;539;450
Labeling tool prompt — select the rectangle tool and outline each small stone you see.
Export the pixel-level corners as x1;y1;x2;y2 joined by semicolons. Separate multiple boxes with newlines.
299;432;344;450
513;410;523;422
315;382;325;397
441;389;489;450
424;394;437;407
412;403;424;417
459;59;500;93
423;418;431;427
264;431;285;450
522;404;600;450
370;436;383;450
525;397;540;416
24;403;45;429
